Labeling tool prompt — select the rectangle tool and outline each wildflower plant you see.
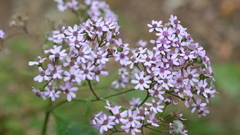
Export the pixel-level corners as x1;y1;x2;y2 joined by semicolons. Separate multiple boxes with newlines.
27;0;217;134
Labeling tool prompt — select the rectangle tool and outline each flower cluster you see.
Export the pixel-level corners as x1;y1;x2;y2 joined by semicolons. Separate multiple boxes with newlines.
54;0;118;21
30;1;217;134
30;17;123;101
90;15;217;134
54;0;79;12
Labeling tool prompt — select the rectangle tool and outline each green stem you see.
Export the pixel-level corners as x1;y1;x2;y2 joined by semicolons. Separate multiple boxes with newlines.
103;89;135;99
49;89;136;111
42;100;52;135
138;90;150;108
42;110;50;135
87;80;100;100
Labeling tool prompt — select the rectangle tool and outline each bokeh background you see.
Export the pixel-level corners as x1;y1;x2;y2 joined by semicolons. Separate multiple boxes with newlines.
0;0;240;135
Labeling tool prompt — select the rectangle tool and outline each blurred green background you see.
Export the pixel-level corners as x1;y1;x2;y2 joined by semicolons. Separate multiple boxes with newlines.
0;0;240;135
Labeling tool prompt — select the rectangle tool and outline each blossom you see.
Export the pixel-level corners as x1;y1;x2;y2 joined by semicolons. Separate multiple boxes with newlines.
183;67;199;86
28;56;46;66
131;71;152;90
148;84;165;100
121;123;142;135
34;67;50;82
114;50;130;66
120;109;142;128
147;20;162;32
129;97;141;109
93;65;108;82
45;85;61;101
60;82;78;101
157;74;174;90
48;45;67;61
80;62;95;80
0;30;5;38
147;113;159;127
92;48;109;65
65;25;83;40
191;98;207;113
46;64;63;79
64;67;82;84
145;98;164;113
196;79;208;97
75;46;93;63
105;100;121;114
112;77;129;89
96;114;115;134
32;87;46;100
136;40;147;47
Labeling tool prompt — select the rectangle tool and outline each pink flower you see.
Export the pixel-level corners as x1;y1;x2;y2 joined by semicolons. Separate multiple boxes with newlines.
96;114;115;134
0;30;5;38
147;20;162;32
64;67;82;84
131;71;152;90
60;82;78;101
147;113;159;127
145;98;164;113
34;67;50;82
28;56;46;66
32;87;46;100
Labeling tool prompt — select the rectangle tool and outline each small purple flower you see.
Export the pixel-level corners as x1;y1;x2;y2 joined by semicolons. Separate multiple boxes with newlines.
147;113;159;127
32;87;46;100
114;50;130;66
183;67;199;86
136;40;147;47
112;77;129;89
96;114;115;134
45;85;61;101
94;65;108;82
148;84;165;100
145;98;164;113
34;67;50;82
120;109;142;128
46;64;63;79
64;67;82;84
157;74;174;90
129;97;141;109
196;79;208;97
80;62;95;80
131;71;152;90
147;20;162;32
153;43;171;55
121;124;142;135
191;98;207;113
60;82;78;101
93;49;109;65
48;45;67;61
76;46;93;63
28;56;46;66
0;30;5;38
52;26;66;40
65;24;83;40
105;100;122;114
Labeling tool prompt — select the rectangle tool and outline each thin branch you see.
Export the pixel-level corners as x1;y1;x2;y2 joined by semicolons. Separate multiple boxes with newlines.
87;80;100;100
138;90;150;108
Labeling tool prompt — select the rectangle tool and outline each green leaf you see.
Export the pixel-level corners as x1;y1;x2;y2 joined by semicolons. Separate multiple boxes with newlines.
54;113;98;135
84;97;93;117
